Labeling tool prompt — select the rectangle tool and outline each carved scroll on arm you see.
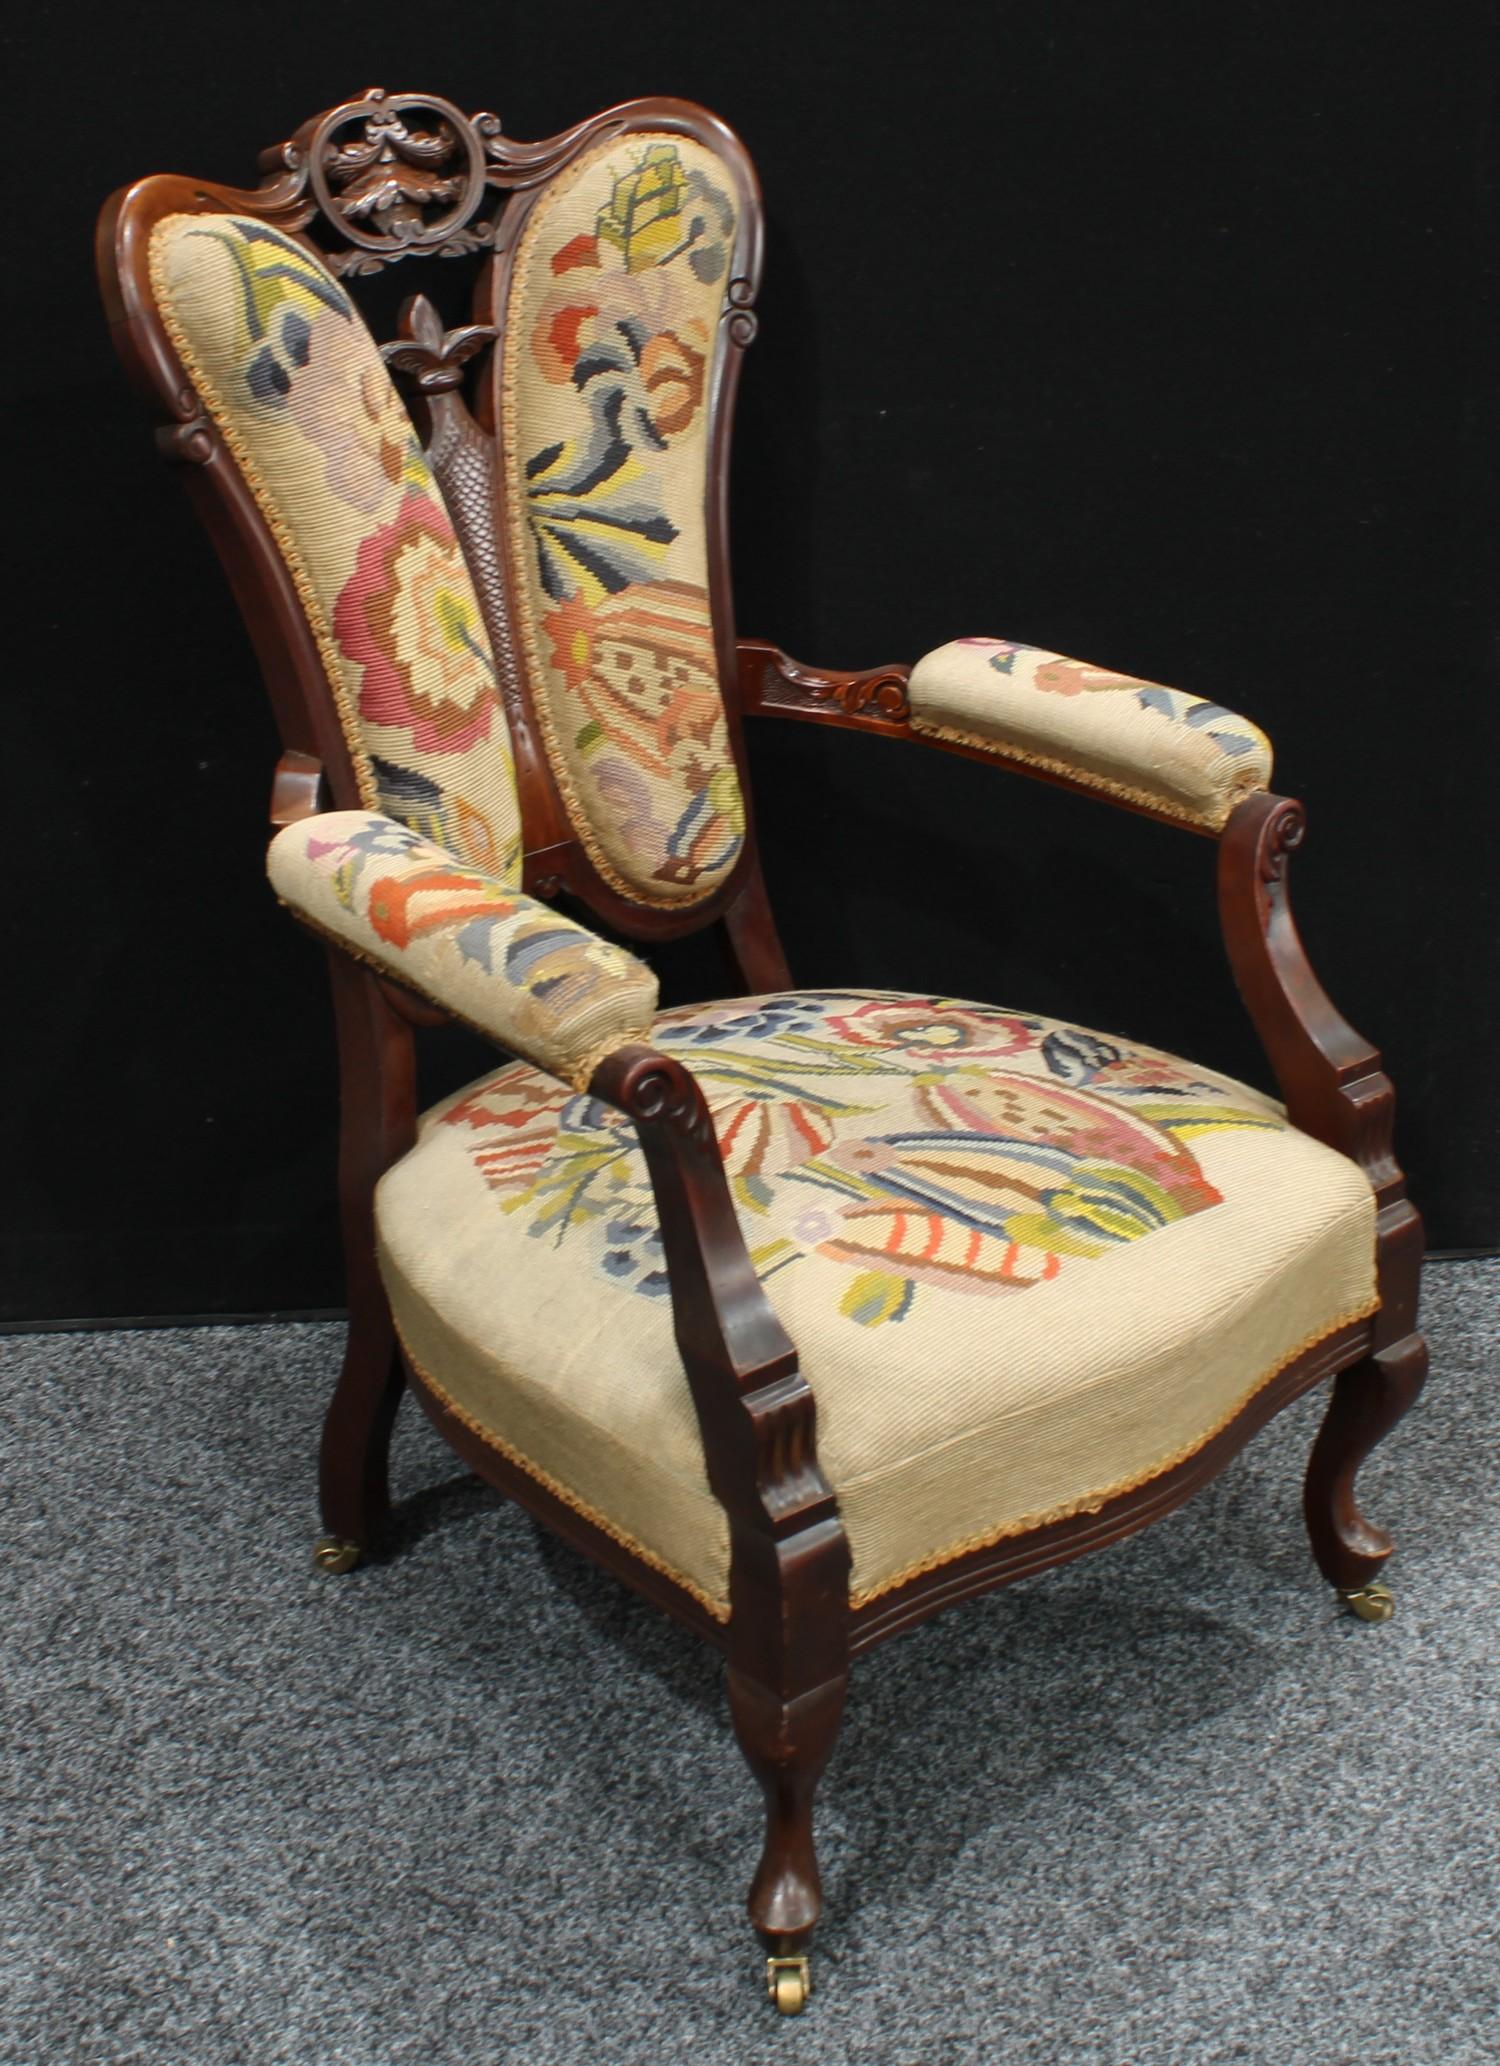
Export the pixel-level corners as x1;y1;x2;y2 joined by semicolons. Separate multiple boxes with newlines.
738;640;912;730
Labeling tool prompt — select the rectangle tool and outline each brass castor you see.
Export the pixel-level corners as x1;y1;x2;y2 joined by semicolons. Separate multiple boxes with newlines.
766;1955;812;2015
1338;1581;1395;1623
313;1535;362;1575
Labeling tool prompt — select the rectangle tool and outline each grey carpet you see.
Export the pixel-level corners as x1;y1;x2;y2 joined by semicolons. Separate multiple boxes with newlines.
2;1262;1497;2066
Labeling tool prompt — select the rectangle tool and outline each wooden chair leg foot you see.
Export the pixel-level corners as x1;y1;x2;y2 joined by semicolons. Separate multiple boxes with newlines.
313;1534;363;1574
1304;1331;1427;1593
728;1667;846;1965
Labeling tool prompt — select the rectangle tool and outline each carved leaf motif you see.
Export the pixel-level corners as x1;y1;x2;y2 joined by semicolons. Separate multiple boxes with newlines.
807;672;910;720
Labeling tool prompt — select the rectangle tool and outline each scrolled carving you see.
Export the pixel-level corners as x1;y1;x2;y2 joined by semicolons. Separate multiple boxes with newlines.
724;277;759;347
803;669;911;721
475;108;630;190
615;1052;718;1151
154;409;214;465
742;643;913;728
1257;796;1307;883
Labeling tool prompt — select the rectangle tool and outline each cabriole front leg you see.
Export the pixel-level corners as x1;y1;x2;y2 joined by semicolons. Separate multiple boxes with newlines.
726;1514;850;2014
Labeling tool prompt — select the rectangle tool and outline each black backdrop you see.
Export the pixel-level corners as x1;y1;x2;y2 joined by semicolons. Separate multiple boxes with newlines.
5;1;1496;1323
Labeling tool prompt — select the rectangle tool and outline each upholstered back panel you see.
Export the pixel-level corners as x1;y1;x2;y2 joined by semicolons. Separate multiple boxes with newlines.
499;134;746;907
150;215;525;881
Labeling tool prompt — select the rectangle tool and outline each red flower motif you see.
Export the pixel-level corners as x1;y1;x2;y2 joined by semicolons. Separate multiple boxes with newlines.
824;999;1038;1060
334;493;497;755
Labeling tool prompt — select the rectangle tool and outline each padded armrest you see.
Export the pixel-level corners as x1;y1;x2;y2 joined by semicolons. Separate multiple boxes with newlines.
268;812;658;1088
908;638;1272;831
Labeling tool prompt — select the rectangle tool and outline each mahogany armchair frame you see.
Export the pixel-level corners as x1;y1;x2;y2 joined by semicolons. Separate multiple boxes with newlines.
98;89;1426;2010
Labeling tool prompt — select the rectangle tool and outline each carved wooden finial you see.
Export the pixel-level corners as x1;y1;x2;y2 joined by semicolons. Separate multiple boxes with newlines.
381;294;497;393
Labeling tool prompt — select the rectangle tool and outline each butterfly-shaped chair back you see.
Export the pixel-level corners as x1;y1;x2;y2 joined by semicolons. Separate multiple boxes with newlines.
100;89;764;934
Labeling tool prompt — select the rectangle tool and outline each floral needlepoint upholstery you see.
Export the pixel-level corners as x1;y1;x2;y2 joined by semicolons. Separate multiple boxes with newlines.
150;216;525;879
268;813;658;1086
374;991;1377;1615
908;639;1274;830
501;134;747;906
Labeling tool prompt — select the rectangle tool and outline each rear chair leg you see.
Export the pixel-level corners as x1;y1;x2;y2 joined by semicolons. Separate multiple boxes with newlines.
1303;1331;1428;1620
315;1316;405;1570
314;950;418;1573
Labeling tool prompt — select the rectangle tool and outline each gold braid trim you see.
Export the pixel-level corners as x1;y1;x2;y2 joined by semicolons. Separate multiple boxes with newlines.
398;1330;732;1623
401;1279;1373;1623
906;711;1269;834
567;1031;646;1094
848;1294;1380;1609
148;220;379;814
498;141;739;914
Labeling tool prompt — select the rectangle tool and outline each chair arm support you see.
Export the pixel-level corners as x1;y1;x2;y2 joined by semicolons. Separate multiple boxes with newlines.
268;810;657;1089
739;636;1273;834
1217;793;1400;1192
588;1043;850;1658
1218;792;1422;1336
739;639;916;731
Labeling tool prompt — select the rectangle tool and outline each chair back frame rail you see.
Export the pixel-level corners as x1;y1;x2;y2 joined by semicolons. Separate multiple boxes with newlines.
98;89;1427;1993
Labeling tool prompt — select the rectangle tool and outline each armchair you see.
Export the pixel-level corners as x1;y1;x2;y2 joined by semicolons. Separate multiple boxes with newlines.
98;88;1426;2016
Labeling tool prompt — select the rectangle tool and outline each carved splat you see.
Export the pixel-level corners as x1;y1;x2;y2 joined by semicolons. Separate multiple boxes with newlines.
380;294;545;805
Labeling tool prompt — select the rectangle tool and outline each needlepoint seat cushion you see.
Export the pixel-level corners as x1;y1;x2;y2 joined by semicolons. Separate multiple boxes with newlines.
375;991;1377;1618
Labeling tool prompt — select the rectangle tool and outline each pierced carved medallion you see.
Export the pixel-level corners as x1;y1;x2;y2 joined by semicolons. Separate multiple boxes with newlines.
254;87;635;277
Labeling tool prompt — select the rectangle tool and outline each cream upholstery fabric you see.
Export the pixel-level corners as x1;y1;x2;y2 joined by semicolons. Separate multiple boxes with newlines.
500;133;746;906
269;812;657;1086
374;991;1377;1616
151;214;524;879
909;638;1273;830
